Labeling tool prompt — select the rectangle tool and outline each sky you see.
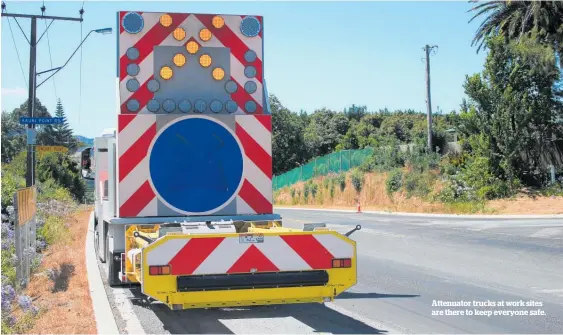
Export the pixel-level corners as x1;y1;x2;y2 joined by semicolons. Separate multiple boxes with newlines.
1;0;488;138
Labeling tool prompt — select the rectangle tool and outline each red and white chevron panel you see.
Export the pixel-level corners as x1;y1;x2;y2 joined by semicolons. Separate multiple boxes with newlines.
118;11;264;114
145;234;354;275
117;114;158;217
236;115;273;214
117;114;272;217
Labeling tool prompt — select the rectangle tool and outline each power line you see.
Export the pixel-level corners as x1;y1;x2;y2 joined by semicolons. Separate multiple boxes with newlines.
78;1;84;124
41;1;58;99
5;14;28;88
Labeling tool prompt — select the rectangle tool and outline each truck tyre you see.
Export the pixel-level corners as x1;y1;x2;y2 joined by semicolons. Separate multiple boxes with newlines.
106;234;120;287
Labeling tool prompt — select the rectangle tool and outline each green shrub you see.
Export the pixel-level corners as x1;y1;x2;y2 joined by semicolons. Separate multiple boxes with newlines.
1;171;25;209
329;184;335;199
386;169;403;195
37;215;69;246
37;153;86;202
350;169;365;194
403;171;435;199
303;183;310;202
309;181;319;198
335;173;346;192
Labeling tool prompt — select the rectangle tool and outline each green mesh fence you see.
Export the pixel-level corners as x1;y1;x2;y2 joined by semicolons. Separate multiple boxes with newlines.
273;148;374;190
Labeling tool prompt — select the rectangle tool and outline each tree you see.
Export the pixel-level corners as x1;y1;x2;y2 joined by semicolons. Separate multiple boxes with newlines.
462;35;563;186
303;109;349;157
1;98;52;163
39;99;78;150
468;0;563;66
270;95;309;175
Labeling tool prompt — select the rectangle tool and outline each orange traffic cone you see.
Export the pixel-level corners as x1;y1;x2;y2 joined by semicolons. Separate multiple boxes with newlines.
356;200;362;213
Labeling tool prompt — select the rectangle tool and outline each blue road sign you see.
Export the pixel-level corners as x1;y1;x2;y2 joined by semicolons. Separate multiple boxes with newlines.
19;117;64;125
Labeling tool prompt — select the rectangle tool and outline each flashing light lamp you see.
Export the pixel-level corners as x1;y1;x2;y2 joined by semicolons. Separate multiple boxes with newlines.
173;54;186;67
160;14;172;27
244;50;257;63
199;28;212;42
212;16;225;29
186;41;199;54
173;27;186;41
160;66;173;80
212;68;225;81
199;54;212;67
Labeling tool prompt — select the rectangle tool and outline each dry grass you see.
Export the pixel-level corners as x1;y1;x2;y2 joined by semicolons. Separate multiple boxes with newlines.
274;172;563;215
25;208;97;334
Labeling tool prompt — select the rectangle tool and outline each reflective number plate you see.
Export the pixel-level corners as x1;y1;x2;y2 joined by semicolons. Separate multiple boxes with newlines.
239;234;264;244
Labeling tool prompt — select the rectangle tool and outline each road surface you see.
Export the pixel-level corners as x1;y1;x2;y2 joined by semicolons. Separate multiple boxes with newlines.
99;209;563;334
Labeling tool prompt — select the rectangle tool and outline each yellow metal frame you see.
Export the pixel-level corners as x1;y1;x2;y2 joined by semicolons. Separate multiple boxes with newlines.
137;226;357;310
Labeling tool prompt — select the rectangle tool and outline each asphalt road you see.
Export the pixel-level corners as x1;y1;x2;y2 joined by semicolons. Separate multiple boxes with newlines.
102;209;563;334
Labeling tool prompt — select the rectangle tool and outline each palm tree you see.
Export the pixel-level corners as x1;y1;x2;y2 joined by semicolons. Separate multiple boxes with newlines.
468;0;563;63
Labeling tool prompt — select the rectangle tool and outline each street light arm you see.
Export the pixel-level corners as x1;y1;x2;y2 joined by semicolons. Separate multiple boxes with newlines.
36;29;94;89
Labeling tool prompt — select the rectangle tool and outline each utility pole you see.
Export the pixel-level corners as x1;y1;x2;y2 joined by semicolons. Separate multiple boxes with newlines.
423;44;438;152
1;3;83;187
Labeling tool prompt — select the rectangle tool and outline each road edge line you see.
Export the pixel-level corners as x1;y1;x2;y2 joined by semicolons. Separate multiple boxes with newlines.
86;210;120;335
274;206;563;219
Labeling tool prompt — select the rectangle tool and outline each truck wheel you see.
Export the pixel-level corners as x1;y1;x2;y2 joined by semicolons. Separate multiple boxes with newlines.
106;235;120;287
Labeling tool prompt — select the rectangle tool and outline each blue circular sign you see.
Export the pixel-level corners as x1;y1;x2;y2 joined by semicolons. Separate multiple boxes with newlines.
149;117;244;213
240;16;261;37
122;12;144;34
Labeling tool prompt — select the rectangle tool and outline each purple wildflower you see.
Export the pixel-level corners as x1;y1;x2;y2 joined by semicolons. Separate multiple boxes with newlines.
1;284;16;310
6;315;16;327
17;295;32;312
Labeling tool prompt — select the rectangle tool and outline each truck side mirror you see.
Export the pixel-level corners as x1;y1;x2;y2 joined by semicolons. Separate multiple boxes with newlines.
81;148;94;180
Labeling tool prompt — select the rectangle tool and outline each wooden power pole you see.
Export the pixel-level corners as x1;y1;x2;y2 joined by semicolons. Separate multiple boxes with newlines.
1;3;84;187
423;44;438;152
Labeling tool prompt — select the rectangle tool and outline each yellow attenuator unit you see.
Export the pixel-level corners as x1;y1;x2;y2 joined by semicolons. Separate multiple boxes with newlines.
124;222;358;310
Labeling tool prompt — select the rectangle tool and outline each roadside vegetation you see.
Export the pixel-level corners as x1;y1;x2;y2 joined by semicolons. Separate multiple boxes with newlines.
272;3;563;213
1;98;93;333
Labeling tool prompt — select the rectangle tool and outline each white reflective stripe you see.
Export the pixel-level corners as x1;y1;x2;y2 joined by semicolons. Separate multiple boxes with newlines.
236;116;271;155
230;54;263;106
236;196;256;214
146;239;189;266
120;52;154;103
244;159;272;202
136;197;157;217
193;238;249;274
119;13;161;58
118;114;155;156
258;236;311;271
187;15;224;48
314;234;354;259
118;156;148;206
222;15;263;61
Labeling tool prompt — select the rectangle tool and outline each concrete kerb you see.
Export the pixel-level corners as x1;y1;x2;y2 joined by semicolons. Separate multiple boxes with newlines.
86;211;120;335
274;206;563;219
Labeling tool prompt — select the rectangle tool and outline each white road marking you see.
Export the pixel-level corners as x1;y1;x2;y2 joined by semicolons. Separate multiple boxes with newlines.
112;287;146;335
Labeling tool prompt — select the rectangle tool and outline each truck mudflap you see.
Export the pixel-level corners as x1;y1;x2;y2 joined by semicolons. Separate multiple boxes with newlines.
137;227;357;310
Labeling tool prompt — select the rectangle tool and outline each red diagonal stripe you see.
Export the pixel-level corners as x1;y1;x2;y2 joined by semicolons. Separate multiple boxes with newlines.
195;14;263;83
238;180;272;214
118;114;136;132
254;115;271;132
120;75;155;114
227;245;278;274
119;13;189;81
118;123;156;182
281;235;335;269
236;125;271;179
119;181;155;217
168;237;225;275
119;11;127;34
230;77;263;115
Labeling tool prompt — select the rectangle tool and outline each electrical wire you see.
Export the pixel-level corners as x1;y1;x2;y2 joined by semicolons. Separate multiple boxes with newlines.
42;1;58;99
4;8;28;89
78;0;85;124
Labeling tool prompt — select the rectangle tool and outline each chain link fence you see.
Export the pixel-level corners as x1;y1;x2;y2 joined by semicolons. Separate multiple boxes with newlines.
273;148;373;190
